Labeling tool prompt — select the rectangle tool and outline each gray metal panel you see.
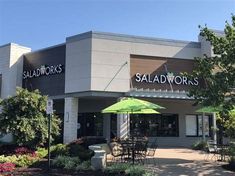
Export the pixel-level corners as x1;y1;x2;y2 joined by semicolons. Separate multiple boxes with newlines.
23;45;65;96
50;91;124;99
126;89;193;100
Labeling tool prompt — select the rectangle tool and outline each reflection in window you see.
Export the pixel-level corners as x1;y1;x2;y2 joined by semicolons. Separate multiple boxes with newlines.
198;115;210;136
185;115;212;137
186;115;197;136
77;113;103;137
130;114;179;137
111;114;117;138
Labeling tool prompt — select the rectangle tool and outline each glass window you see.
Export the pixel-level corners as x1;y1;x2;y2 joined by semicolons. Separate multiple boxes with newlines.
198;115;210;136
77;113;103;137
130;114;179;137
110;114;117;139
185;115;211;137
186;115;197;136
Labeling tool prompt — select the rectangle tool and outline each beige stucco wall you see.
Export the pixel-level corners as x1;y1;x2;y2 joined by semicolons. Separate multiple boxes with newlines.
91;39;130;92
65;38;92;93
0;43;31;142
154;99;200;147
0;43;31;98
91;34;202;93
65;32;202;94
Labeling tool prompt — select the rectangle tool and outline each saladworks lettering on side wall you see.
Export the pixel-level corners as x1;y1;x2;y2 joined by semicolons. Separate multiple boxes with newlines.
135;72;199;86
23;64;63;79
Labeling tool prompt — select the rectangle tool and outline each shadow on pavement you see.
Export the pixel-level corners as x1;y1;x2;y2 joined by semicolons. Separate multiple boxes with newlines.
145;157;234;176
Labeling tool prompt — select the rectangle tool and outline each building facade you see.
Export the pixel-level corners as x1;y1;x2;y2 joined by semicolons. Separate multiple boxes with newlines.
0;31;217;147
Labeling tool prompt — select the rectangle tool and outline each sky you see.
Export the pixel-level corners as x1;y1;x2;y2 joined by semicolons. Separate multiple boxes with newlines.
0;0;234;50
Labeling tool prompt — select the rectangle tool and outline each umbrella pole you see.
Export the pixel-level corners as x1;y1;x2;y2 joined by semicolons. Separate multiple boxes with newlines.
127;112;129;138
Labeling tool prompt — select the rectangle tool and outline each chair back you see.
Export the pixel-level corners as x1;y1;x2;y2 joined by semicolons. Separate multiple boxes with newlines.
135;141;148;154
148;137;158;149
109;142;123;157
207;140;217;152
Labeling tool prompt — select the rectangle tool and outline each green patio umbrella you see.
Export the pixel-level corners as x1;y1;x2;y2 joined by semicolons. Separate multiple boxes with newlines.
102;97;164;139
105;108;160;114
102;97;165;114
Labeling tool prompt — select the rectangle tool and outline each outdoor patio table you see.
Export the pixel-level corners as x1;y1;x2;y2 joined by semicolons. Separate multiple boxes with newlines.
120;138;148;164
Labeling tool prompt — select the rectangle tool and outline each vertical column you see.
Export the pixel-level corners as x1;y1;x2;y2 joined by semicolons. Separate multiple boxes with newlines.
63;97;78;144
213;112;217;144
103;114;111;142
179;113;185;138
202;112;205;141
115;97;129;139
117;114;129;139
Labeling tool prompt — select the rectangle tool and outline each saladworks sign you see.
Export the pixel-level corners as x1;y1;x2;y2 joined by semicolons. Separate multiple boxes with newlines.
135;72;199;86
23;64;63;79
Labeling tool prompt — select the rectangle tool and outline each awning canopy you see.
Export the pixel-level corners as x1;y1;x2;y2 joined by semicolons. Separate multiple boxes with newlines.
125;88;193;100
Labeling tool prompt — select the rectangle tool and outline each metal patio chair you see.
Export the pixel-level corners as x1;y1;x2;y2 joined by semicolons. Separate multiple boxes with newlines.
204;140;220;161
145;138;158;165
109;142;124;163
134;140;148;164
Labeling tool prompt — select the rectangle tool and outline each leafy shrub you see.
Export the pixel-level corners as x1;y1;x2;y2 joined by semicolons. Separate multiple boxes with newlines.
225;110;235;138
105;163;152;176
52;155;70;168
0;88;61;148
14;147;35;156
52;155;81;170
75;160;91;171
64;160;77;170
0;154;39;167
125;165;145;176
228;142;235;166
0;155;17;164
0;162;15;172
36;147;48;158
69;137;106;149
143;172;155;176
104;163;131;174
51;144;69;158
67;143;94;161
16;155;38;167
191;140;207;150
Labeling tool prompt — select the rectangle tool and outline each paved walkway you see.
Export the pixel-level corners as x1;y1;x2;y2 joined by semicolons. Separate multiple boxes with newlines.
145;148;234;176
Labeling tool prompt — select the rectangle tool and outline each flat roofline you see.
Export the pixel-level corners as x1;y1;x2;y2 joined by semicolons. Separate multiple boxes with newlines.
24;43;65;56
210;29;224;35
67;31;201;48
0;43;31;50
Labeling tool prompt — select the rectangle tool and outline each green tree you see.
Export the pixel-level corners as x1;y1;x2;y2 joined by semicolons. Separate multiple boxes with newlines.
0;87;61;148
189;15;235;111
224;110;235;138
188;15;235;140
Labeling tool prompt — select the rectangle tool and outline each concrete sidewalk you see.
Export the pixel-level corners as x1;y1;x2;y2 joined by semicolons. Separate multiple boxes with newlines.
145;148;234;176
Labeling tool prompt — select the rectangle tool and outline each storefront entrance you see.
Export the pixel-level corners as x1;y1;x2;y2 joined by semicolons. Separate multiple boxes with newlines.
77;113;103;137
